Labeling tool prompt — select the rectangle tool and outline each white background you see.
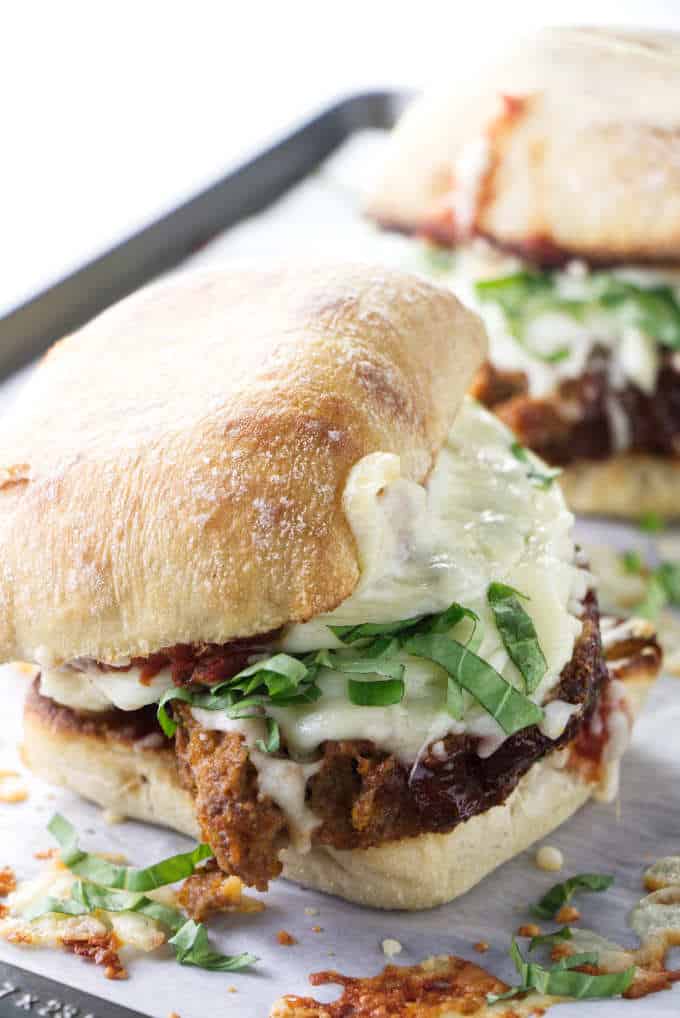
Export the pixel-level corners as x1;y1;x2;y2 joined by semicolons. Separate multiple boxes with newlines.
3;0;680;316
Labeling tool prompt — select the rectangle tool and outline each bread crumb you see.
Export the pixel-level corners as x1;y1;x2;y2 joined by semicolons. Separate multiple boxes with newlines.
555;905;581;923
0;771;28;804
34;848;57;860
473;941;489;953
102;809;126;825
169;1012;181;1018
517;923;541;938
304;906;319;916
0;867;16;896
381;938;402;957
227;986;237;994
312;925;323;934
277;930;297;946
535;845;564;872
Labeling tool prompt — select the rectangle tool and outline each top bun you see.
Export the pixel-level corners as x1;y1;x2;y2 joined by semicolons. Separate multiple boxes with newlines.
0;264;485;666
367;27;680;263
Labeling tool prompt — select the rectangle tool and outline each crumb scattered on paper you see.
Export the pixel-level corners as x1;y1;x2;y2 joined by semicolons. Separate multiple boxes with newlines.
277;930;297;946
517;923;541;938
473;941;489;953
381;938;402;958
555;905;581;923
0;770;28;803
0;867;16;896
535;845;564;872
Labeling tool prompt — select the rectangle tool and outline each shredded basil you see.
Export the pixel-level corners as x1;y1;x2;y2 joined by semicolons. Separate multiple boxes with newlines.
531;873;614;919
255;717;281;755
157;652;322;737
475;268;680;357
487;938;634;1003
33;817;257;973
346;677;405;706
168;918;256;972
329;617;425;643
527;926;573;952
487;583;547;693
156;597;543;742
621;549;644;575
49;814;213;890
403;633;543;734
639;511;665;534
510;442;562;491
619;550;680;619
421;244;455;274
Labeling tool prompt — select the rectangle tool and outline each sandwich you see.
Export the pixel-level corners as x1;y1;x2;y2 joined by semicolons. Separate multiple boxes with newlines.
4;264;660;909
366;26;680;518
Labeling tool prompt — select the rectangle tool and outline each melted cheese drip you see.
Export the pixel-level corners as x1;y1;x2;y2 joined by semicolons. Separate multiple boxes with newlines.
439;240;676;406
39;399;587;762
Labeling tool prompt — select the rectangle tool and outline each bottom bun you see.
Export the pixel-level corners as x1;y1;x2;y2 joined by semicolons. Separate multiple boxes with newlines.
560;454;680;518
22;668;654;910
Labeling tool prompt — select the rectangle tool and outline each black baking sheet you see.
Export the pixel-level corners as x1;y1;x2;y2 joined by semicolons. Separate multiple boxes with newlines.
0;91;408;380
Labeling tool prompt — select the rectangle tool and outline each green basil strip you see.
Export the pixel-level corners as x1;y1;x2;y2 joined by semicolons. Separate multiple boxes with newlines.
531;873;614;919
25;880;187;934
347;677;405;707
510;443;562;491
26;883;256;973
621;549;644;575
488;939;634;1003
316;649;405;682
487;582;547;694
639;511;665;534
330;617;425;644
446;676;464;720
255;717;280;755
528;926;573;952
404;634;543;735
657;561;680;605
168;919;257;972
476;269;680;353
48;814;213;891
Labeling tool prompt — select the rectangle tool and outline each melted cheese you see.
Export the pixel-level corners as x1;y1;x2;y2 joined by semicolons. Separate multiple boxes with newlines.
439;240;674;405
38;400;587;766
39;664;174;713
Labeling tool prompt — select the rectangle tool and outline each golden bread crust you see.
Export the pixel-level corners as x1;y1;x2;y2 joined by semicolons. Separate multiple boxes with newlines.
0;264;485;664
367;27;680;262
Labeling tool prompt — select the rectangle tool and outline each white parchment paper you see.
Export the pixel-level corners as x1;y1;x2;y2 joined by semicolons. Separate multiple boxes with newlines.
1;131;678;1018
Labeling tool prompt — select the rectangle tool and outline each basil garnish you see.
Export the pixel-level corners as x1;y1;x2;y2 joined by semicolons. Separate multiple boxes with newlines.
639;511;665;534
49;814;213;890
156;596;545;743
510;442;562;491
403;633;543;735
475;268;680;356
347;677;405;706
488;938;634;1003
157;652;322;739
618;549;680;619
531;873;614;919
255;717;281;755
168;919;257;972
30;816;256;973
487;583;547;693
528;926;573;953
329;617;425;644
